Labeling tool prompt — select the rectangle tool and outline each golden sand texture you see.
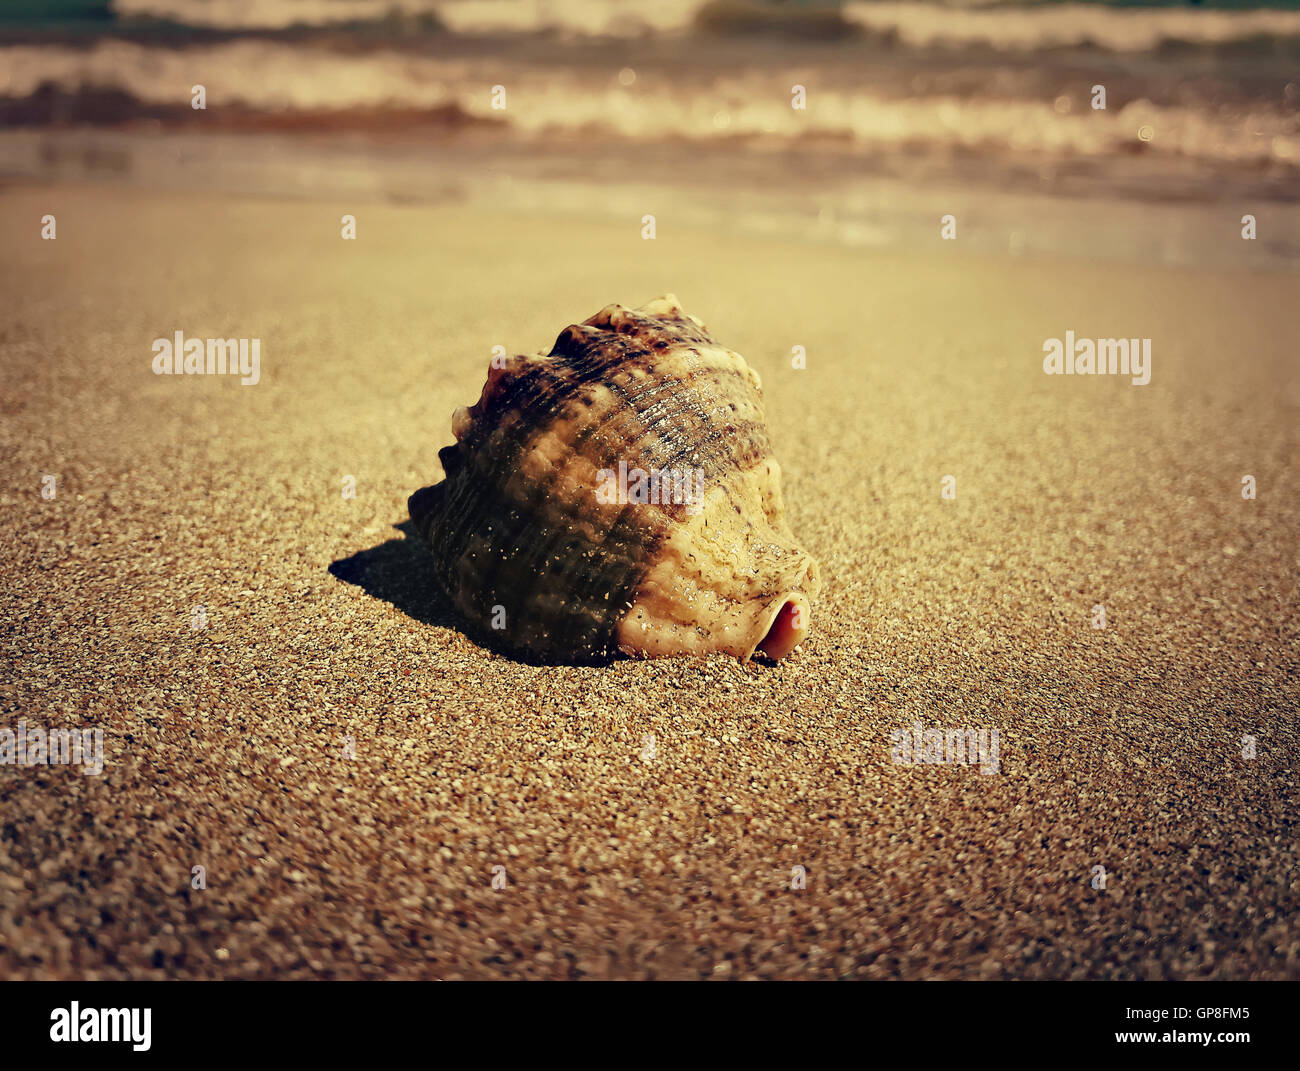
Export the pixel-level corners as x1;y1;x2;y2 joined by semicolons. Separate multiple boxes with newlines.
0;185;1296;979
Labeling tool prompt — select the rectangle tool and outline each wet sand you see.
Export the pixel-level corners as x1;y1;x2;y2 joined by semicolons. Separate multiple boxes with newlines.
0;183;1296;979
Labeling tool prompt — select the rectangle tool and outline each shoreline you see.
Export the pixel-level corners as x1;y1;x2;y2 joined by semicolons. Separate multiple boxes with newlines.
5;134;1300;273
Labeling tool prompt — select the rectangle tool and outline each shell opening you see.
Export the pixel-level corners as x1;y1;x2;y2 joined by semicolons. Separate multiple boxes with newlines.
757;593;811;662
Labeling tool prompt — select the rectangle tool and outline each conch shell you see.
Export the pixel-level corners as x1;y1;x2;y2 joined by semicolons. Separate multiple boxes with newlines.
408;295;821;663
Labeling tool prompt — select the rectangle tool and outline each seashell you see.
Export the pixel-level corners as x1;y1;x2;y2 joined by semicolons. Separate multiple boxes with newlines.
407;295;821;664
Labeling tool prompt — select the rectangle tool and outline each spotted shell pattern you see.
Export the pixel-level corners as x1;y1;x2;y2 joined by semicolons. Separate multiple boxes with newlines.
408;295;821;663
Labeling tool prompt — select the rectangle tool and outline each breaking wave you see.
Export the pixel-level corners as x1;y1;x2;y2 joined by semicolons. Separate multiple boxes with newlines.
2;37;1296;176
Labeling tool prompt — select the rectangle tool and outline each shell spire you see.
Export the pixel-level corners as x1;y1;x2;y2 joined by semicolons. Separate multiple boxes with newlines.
408;295;821;663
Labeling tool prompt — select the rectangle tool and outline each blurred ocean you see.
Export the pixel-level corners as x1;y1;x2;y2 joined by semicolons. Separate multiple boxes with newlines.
2;0;1298;266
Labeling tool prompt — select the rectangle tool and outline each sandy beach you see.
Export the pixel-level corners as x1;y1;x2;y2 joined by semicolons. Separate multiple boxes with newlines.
0;182;1296;980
